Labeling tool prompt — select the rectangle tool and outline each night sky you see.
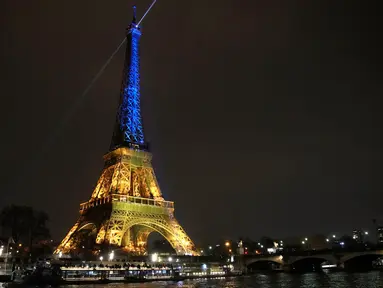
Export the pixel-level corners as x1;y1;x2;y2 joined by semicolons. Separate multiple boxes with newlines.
1;0;381;245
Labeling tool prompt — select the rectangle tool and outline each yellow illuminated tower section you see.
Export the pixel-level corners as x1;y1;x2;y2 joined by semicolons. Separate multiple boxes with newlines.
55;7;197;256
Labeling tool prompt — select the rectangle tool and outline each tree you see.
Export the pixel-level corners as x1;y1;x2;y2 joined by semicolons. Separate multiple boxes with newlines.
0;205;50;248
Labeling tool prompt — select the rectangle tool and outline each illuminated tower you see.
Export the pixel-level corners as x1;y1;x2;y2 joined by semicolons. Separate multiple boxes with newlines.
55;7;197;256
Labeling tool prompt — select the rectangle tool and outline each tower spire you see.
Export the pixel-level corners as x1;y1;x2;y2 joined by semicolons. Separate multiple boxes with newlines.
110;5;146;150
132;5;137;24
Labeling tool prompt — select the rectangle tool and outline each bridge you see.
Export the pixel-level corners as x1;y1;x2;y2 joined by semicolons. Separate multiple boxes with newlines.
242;249;383;271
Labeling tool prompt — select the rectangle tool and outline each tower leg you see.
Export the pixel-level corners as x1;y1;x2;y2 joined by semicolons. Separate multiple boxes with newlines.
55;222;80;254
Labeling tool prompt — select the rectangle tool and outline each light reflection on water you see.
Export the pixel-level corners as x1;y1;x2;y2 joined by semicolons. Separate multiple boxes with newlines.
57;271;383;288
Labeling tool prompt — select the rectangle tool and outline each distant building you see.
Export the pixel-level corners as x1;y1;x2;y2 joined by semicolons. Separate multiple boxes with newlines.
352;229;363;243
377;227;383;244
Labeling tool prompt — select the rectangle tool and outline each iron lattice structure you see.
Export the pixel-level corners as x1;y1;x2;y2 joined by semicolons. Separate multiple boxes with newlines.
55;9;197;256
111;7;145;150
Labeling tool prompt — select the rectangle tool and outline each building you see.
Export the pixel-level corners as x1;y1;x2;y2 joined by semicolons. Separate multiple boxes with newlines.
377;227;383;244
352;229;363;243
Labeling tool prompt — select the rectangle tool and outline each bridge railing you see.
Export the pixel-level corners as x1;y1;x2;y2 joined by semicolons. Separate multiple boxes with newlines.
79;195;174;212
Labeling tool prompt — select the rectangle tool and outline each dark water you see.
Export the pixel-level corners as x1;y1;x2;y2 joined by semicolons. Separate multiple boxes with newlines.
1;272;382;287
57;271;383;288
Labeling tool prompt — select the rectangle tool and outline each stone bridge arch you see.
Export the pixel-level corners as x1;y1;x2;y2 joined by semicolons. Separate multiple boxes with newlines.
288;254;338;266
340;250;383;265
245;256;284;267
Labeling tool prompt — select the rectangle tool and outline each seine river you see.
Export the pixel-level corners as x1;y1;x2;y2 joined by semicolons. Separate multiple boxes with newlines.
55;271;382;288
1;271;382;287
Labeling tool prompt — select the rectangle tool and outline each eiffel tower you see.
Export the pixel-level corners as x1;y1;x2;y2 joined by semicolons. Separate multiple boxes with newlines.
55;6;197;256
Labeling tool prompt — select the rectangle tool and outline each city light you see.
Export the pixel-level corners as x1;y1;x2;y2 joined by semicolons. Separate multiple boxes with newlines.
99;256;103;261
267;248;276;254
340;242;345;247
209;246;212;250
302;241;305;244
225;241;230;247
326;239;329;242
168;257;173;262
151;253;158;262
332;235;336;238
59;251;63;258
305;238;308;241
109;251;114;261
365;231;369;235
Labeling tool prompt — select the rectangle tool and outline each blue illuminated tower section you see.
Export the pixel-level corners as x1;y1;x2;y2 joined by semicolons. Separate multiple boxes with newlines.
111;6;146;150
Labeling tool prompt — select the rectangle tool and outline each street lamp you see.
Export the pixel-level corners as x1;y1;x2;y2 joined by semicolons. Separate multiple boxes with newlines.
225;241;230;247
302;241;305;245
151;253;158;262
365;231;369;235
109;251;114;261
